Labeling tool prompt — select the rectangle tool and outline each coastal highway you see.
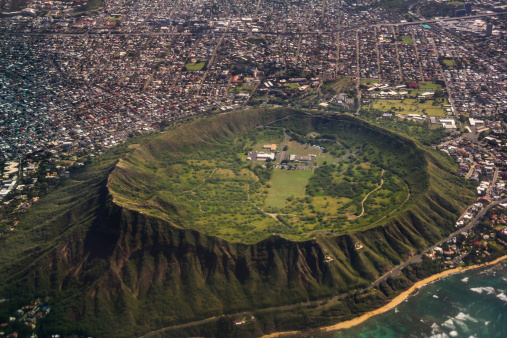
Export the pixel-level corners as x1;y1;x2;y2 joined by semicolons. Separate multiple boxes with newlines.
141;197;507;337
368;196;507;289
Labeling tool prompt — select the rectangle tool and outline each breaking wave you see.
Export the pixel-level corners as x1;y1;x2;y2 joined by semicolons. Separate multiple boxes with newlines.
470;286;496;294
455;312;478;323
497;293;507;302
442;318;456;330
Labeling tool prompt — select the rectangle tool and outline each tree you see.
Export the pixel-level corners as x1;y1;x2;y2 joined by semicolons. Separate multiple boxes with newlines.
216;316;234;337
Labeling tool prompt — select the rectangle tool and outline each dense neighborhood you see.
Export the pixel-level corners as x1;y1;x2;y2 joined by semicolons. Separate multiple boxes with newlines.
0;0;507;336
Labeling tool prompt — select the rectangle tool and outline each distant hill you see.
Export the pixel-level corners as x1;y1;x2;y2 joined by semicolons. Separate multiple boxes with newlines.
0;108;475;337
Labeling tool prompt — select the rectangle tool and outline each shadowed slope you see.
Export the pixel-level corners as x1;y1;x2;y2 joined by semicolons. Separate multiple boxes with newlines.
0;109;475;337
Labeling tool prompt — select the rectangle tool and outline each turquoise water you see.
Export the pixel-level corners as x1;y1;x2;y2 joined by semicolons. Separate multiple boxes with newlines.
322;261;507;338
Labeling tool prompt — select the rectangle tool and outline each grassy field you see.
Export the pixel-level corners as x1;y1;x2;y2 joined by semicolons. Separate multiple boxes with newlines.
284;83;300;89
284;141;318;156
418;82;442;90
249;128;284;152
107;109;470;243
321;76;355;94
185;61;207;71
372;99;446;116
361;79;379;85
265;169;314;209
284;140;335;165
229;82;257;94
442;59;457;67
0;108;478;338
401;36;414;44
85;0;105;11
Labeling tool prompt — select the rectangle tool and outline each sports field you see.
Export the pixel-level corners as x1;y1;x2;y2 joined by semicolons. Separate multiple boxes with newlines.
265;169;313;208
185;61;207;71
401;36;414;44
442;59;456;67
372;99;446;116
284;83;299;89
418;82;442;90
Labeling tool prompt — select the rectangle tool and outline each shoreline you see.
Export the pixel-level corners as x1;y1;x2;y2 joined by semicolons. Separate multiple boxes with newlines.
263;255;507;337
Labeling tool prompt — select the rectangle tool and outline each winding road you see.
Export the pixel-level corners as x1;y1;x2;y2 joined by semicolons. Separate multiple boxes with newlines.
141;195;507;337
367;196;507;289
358;170;385;218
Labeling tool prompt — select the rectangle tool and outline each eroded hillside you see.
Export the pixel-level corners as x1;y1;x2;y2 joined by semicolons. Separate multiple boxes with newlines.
0;109;475;337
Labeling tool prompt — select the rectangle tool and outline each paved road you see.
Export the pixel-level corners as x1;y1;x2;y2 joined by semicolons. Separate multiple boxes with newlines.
430;33;459;127
355;31;361;114
197;34;225;93
465;162;476;180
4;13;505;38
368;197;507;289
139;196;507;336
486;168;499;198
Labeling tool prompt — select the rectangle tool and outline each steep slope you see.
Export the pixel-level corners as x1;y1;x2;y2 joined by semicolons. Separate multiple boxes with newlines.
0;109;475;337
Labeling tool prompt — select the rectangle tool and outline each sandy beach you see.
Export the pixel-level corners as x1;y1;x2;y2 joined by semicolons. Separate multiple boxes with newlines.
263;255;507;337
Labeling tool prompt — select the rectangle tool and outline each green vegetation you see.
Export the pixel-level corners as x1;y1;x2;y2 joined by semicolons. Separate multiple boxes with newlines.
418;82;442;90
165;257;445;337
442;59;457;67
8;0;30;11
372;99;446;116
284;83;300;89
246;37;266;45
401;36;414;44
184;61;207;71
0;108;476;338
108;109;473;243
84;0;105;11
265;169;313;209
229;82;257;94
361;79;379;85
321;77;356;95
419;1;464;18
113;116;410;241
378;0;417;14
283;140;335;165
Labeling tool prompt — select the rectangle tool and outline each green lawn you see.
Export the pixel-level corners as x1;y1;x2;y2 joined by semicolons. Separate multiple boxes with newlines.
361;79;379;85
185;61;207;71
321;76;355;94
284;141;334;165
247;37;266;45
372;99;446;116
419;82;442;90
442;59;456;67
423;109;447;117
85;0;105;11
105;110;431;242
284;83;300;89
265;169;314;208
401;36;414;44
285;141;318;156
229;82;257;94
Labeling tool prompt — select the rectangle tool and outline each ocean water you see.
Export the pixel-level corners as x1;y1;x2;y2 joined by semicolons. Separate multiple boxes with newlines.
325;261;507;338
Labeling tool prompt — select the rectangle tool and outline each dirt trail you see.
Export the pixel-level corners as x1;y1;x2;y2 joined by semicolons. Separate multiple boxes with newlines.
358;169;385;218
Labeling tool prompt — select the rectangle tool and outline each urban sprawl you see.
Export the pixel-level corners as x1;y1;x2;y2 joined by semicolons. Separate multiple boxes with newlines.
0;0;507;294
1;0;507;335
